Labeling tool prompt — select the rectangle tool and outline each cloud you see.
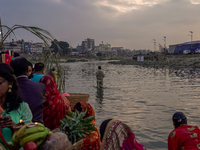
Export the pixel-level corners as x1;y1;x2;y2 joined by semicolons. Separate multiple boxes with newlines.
1;0;200;50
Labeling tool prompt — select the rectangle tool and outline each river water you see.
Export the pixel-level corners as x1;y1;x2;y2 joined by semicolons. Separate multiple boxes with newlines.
63;61;200;150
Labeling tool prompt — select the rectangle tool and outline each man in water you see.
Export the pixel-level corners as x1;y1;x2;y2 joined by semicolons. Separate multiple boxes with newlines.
96;66;105;88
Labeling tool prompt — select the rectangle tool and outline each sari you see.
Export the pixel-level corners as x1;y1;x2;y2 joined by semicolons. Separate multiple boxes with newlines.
74;101;101;150
0;131;10;150
168;124;200;150
1;54;11;65
100;119;146;150
39;75;71;130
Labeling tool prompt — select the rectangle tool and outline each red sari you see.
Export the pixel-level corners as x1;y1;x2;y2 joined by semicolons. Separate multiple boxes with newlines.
74;101;101;150
39;75;71;130
1;54;11;65
168;125;200;150
0;131;11;150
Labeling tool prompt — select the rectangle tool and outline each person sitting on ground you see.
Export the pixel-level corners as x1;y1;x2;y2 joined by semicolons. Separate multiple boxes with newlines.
74;101;101;150
39;75;71;130
99;119;146;150
10;57;45;124
27;61;33;79
0;63;33;142
168;112;200;150
96;66;104;88
31;62;45;82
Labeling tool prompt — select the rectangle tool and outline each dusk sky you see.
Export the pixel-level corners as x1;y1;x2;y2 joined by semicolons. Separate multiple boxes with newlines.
1;0;200;50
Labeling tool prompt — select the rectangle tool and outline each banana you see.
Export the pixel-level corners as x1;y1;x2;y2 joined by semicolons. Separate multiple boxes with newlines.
48;131;53;136
12;124;29;144
16;126;45;141
34;122;45;127
20;129;49;147
35;139;45;146
13;123;46;145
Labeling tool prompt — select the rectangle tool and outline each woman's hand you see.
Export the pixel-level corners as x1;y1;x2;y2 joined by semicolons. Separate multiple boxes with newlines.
0;116;15;130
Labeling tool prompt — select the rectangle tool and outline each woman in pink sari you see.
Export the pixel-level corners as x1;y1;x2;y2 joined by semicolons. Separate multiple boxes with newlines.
100;119;146;150
39;75;71;130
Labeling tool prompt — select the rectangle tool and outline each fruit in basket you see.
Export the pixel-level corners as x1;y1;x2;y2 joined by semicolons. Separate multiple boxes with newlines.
12;123;52;148
59;110;96;144
39;132;72;150
23;141;38;150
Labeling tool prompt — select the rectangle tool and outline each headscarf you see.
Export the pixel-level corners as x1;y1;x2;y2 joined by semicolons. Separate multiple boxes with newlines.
100;119;146;150
39;75;70;130
74;101;101;150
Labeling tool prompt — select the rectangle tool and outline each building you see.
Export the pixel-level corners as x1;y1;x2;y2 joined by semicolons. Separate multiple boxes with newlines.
4;40;24;52
169;40;200;54
81;38;95;53
24;42;44;53
95;42;111;52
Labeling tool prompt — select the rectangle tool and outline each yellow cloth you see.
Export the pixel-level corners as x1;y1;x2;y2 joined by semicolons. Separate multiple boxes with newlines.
52;71;57;83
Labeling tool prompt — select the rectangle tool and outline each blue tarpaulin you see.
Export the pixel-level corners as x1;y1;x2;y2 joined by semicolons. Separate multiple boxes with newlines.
173;41;200;54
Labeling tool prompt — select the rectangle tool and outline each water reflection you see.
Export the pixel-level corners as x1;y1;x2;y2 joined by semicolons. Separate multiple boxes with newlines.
95;88;104;105
64;61;200;150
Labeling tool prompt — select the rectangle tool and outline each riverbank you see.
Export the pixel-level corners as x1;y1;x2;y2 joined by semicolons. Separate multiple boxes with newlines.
108;54;200;68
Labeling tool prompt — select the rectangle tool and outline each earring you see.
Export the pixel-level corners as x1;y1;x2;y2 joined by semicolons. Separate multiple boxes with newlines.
8;85;12;93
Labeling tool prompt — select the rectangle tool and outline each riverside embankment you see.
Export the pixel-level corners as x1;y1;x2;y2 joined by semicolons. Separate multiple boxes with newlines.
108;54;200;68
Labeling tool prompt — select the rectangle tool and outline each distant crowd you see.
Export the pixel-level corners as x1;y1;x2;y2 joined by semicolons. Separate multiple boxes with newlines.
0;50;200;150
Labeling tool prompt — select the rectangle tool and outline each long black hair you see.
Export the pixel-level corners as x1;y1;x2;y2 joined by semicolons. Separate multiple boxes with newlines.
0;63;23;113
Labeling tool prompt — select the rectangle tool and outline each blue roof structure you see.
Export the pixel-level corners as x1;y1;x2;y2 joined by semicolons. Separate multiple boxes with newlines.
171;40;200;54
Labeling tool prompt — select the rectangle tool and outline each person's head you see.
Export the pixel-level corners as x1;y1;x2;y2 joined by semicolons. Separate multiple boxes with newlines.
172;112;187;128
0;63;23;113
10;56;29;77
14;52;20;57
100;119;112;141
27;61;33;79
34;63;45;74
74;101;95;118
98;66;101;70
39;75;57;99
52;68;55;71
75;102;82;112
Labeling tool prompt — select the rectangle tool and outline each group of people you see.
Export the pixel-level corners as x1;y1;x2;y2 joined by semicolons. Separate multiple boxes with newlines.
0;53;199;150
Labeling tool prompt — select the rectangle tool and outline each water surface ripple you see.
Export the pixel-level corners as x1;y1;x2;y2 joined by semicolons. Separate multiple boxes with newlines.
63;61;200;149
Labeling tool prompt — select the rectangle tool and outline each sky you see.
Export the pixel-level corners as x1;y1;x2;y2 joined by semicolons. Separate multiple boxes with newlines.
1;0;200;51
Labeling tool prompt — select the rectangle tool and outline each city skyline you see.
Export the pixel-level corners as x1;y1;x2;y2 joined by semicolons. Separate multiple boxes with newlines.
1;0;200;51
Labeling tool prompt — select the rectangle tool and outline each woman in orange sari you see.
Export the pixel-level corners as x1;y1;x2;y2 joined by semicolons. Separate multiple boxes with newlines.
39;75;71;130
74;101;101;150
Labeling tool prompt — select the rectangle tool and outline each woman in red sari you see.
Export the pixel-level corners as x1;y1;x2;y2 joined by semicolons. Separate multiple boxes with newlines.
168;112;200;150
1;53;11;65
99;119;146;150
74;101;101;150
39;75;71;130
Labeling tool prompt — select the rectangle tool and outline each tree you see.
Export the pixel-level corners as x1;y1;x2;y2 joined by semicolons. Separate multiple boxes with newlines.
0;23;65;93
50;40;69;56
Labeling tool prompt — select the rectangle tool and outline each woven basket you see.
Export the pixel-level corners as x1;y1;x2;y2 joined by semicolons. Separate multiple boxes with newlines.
66;93;90;110
66;139;83;150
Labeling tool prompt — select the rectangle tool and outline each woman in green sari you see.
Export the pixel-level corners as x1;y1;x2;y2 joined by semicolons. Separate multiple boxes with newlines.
0;63;33;142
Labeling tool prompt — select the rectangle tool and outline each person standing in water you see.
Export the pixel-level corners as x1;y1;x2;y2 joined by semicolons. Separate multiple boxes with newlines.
96;66;104;88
